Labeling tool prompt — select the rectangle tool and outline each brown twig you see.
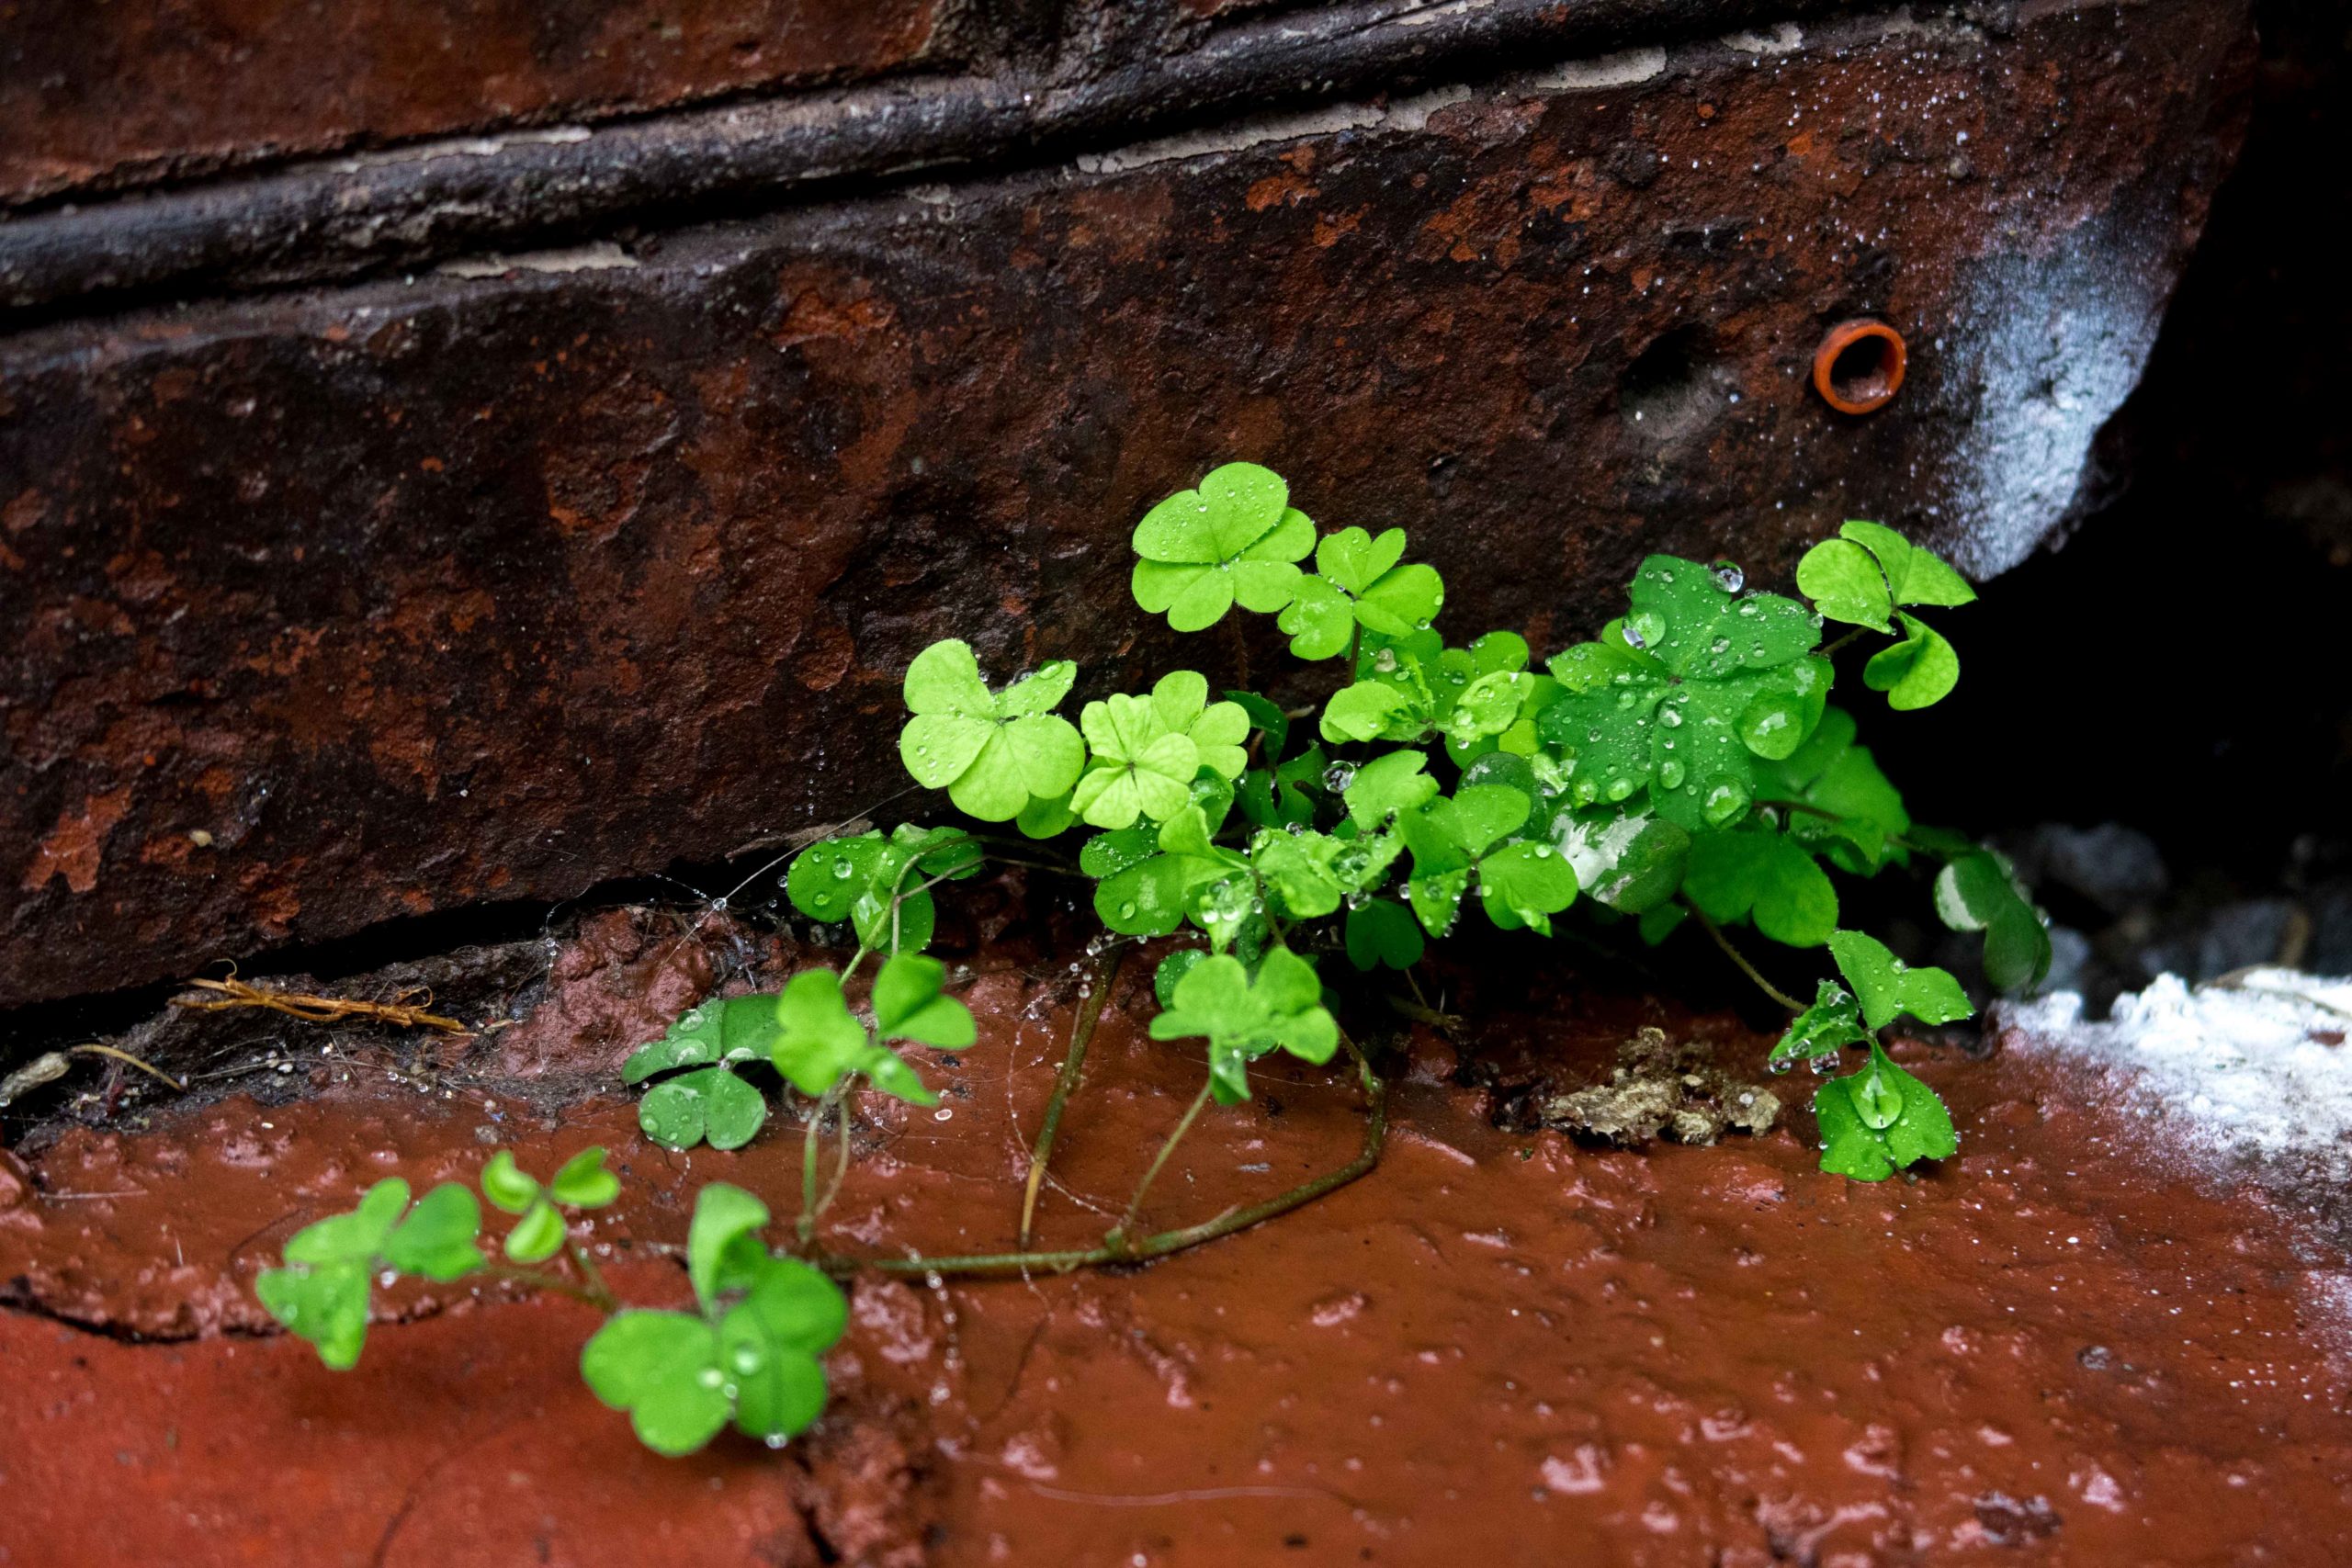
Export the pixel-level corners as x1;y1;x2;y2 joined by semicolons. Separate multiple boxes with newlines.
174;976;469;1034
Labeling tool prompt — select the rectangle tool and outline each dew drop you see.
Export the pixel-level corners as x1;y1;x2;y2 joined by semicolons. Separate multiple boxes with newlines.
1701;777;1751;826
1324;762;1359;793
1713;561;1745;592
1658;759;1686;789
1621;623;1646;649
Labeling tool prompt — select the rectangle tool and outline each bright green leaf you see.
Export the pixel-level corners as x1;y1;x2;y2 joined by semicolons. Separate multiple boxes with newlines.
770;970;871;1099
1815;1043;1958;1180
1342;750;1439;829
581;1310;731;1457
1826;930;1975;1031
1864;612;1960;710
1771;979;1870;1064
1797;536;1894;631
871;953;977;1049
503;1199;566;1264
1130;463;1315;631
548;1146;621;1209
1680;830;1839;948
481;1149;540;1213
380;1183;484;1281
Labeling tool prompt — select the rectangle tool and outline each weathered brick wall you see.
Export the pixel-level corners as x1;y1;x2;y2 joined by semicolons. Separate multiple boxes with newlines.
0;0;2252;1008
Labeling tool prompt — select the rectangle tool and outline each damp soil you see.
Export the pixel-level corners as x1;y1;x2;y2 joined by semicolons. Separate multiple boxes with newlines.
4;933;2351;1566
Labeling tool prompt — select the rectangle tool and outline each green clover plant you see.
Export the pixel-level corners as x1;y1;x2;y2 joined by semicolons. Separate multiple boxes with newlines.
298;465;2047;1472
259;1157;849;1457
581;1186;847;1455
597;463;2047;1311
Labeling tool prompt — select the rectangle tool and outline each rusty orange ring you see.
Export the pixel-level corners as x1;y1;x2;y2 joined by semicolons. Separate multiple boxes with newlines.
1812;319;1906;414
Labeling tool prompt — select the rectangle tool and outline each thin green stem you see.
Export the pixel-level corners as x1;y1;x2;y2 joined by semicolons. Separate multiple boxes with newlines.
1754;797;1845;822
1021;943;1126;1248
819;1039;1388;1280
1110;1079;1216;1247
481;1261;616;1311
567;1245;619;1311
1690;907;1806;1012
1819;627;1867;659
818;1093;856;1220
798;1087;840;1245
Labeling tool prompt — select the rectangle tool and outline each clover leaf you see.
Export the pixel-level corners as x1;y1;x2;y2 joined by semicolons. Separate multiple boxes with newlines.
1250;825;1399;920
1072;694;1199;829
1933;849;2052;991
258;1178;486;1369
1088;819;1231;939
1770;979;1871;1065
624;994;781;1084
1276;526;1444;659
1148;948;1339;1104
1679;827;1838;947
872;953;978;1050
787;824;977;954
767;961;972;1109
582;1184;848;1456
1863;612;1960;710
899;640;1086;820
1826;931;1973;1031
687;1181;772;1303
1396;784;1578;936
771;973;875;1100
1130;462;1316;631
626;995;785;1152
1815;1042;1958;1180
639;1066;769;1151
1537;557;1826;829
769;969;871;1098
549;1147;621;1208
1801;520;1977;632
1338;750;1435;828
1149;671;1252;780
1344;897;1426;971
481;1148;620;1263
581;1311;738;1456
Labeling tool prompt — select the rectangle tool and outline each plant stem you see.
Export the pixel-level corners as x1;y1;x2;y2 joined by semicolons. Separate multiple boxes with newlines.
1691;908;1806;1012
567;1244;618;1310
818;1093;856;1220
1819;627;1866;659
1754;797;1846;822
798;1087;839;1245
818;1042;1388;1280
1020;943;1126;1248
481;1261;616;1310
1109;1080;1216;1249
